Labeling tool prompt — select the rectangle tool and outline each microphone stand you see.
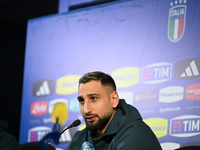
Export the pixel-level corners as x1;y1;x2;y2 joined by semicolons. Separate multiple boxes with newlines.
39;117;60;150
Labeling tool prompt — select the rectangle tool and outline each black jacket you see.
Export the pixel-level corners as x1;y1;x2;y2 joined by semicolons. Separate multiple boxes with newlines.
66;99;162;150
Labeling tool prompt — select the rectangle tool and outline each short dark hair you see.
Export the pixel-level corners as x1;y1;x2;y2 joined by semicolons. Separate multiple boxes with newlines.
79;71;116;91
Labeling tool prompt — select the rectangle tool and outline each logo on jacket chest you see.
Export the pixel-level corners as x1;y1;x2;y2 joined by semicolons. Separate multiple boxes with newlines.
81;141;95;150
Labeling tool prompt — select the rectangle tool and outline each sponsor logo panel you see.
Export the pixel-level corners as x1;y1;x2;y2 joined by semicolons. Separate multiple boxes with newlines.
111;67;140;88
59;127;77;143
170;115;200;137
69;98;80;112
55;148;64;150
56;75;80;95
174;58;200;79
168;0;186;42
134;90;157;105
144;118;168;138
159;106;181;113
49;98;68;114
33;80;55;97
118;91;134;105
142;63;172;84
79;124;86;131
185;83;200;100
31;101;48;116
28;126;51;142
160;142;180;150
159;86;184;103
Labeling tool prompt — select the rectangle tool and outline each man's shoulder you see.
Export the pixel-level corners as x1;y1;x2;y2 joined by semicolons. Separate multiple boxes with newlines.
66;128;88;150
72;127;88;139
111;120;162;149
114;120;155;140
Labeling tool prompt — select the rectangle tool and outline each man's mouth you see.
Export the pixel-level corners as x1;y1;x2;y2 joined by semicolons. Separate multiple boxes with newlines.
85;115;97;122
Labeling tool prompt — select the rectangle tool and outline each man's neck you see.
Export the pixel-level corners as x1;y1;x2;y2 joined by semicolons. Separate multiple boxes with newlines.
95;130;102;138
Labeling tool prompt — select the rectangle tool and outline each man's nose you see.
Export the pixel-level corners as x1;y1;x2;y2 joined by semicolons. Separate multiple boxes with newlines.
83;101;92;114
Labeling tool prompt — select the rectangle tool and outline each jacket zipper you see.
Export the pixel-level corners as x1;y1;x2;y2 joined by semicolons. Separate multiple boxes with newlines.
90;137;96;150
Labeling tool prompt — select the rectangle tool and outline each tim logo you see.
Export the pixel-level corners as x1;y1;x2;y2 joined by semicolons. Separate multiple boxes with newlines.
28;126;51;142
31;101;48;116
185;83;200;100
168;0;186;42
142;63;172;84
170;115;200;137
174;58;200;79
33;80;55;97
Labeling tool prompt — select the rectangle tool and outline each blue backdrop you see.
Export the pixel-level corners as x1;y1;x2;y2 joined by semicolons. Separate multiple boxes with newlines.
20;0;200;149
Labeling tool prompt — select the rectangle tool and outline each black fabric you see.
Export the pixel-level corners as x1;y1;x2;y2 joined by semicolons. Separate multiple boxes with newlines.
175;146;200;150
19;142;55;150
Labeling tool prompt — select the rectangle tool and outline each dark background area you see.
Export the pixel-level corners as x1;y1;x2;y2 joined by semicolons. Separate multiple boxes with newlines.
0;0;115;144
0;0;58;143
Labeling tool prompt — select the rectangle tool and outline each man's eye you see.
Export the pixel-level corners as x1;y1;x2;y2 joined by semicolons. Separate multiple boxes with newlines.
78;98;84;103
91;97;97;100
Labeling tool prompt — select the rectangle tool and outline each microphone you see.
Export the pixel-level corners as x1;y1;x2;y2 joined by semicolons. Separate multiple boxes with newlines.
39;103;81;150
60;119;81;135
39;102;68;150
51;102;68;125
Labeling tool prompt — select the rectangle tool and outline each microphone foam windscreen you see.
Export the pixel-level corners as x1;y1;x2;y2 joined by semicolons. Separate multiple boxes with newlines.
51;102;68;125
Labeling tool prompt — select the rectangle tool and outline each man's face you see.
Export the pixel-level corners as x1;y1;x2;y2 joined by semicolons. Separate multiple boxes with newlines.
77;80;118;132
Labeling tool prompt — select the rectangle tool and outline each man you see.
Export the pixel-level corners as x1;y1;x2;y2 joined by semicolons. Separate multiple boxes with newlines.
66;71;162;150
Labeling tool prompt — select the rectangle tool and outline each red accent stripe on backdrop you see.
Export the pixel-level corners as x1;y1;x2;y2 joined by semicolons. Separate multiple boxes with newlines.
178;18;184;38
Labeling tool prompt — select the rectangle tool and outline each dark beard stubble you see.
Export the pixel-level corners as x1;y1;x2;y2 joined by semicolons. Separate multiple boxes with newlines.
85;113;112;131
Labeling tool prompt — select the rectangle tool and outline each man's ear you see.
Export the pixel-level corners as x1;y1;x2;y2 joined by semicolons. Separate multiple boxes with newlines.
111;91;119;108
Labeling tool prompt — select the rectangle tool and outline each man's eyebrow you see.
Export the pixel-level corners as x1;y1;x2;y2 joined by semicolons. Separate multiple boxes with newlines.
88;93;100;96
77;93;100;100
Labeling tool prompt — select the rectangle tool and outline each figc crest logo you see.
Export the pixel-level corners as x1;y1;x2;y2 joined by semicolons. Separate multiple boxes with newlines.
168;0;187;42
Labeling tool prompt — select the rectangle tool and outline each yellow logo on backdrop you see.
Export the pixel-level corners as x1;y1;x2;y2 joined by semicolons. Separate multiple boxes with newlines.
79;124;86;131
111;67;140;88
144;118;168;138
56;75;81;95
